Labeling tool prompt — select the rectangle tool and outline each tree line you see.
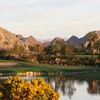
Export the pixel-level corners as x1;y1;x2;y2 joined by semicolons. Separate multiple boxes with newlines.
0;32;100;66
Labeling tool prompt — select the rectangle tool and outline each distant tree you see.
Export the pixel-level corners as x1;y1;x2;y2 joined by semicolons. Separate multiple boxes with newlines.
65;43;74;55
11;41;29;59
44;45;53;56
35;44;43;55
53;44;61;56
61;43;67;55
28;46;35;52
0;49;10;59
74;44;84;54
88;31;98;60
94;40;100;54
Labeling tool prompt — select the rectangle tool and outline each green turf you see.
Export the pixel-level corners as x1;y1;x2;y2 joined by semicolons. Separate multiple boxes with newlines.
0;60;100;73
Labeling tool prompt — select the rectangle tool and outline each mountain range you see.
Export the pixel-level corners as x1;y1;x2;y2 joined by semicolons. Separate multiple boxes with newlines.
0;27;100;51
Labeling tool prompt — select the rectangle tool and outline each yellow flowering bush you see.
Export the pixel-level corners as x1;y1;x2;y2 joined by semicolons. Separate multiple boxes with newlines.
0;76;60;100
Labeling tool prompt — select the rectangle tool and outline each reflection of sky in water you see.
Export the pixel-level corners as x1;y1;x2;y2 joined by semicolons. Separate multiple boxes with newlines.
0;72;100;100
60;82;100;100
22;76;100;100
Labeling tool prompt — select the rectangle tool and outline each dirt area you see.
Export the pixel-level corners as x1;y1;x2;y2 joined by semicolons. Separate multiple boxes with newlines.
0;62;17;67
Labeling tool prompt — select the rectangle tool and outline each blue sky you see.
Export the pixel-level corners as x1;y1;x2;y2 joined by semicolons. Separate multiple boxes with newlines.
0;0;100;40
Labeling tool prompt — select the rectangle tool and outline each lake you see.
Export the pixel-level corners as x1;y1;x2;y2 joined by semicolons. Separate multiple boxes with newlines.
0;72;100;100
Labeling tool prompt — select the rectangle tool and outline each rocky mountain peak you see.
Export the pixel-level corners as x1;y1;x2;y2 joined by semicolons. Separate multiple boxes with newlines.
0;27;28;50
66;35;80;46
23;36;42;47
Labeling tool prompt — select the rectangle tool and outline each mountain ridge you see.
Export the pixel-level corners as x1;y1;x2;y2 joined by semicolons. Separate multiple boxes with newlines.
0;27;28;50
0;27;100;49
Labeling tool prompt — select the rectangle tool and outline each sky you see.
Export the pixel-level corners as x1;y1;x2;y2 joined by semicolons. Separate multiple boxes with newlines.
0;0;100;40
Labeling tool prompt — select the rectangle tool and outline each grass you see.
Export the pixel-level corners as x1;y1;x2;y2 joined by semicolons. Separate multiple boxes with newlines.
0;60;100;73
0;60;100;99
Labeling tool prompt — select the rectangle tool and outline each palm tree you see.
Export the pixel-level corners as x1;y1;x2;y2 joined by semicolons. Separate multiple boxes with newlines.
88;31;98;61
35;44;43;55
53;44;61;56
95;40;100;54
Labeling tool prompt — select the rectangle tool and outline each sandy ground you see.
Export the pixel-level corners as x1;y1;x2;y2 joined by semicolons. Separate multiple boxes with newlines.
0;62;17;67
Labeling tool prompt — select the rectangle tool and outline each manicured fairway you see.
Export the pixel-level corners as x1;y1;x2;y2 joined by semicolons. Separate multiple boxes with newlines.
0;60;100;74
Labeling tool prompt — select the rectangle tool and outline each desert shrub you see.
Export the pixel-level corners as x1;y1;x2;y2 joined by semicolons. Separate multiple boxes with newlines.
0;76;60;100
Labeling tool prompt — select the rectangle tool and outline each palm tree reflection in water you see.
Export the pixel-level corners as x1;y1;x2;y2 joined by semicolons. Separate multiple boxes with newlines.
45;74;76;99
45;73;100;100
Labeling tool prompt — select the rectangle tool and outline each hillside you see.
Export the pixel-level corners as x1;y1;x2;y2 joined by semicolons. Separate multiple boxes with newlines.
0;27;28;50
66;31;100;47
22;36;42;47
0;27;100;65
0;27;100;53
84;31;100;48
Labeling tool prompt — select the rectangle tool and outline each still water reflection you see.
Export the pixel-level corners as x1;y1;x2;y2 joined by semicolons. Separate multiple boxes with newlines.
0;72;100;100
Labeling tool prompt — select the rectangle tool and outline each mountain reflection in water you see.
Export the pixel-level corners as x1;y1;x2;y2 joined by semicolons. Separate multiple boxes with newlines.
0;72;100;100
